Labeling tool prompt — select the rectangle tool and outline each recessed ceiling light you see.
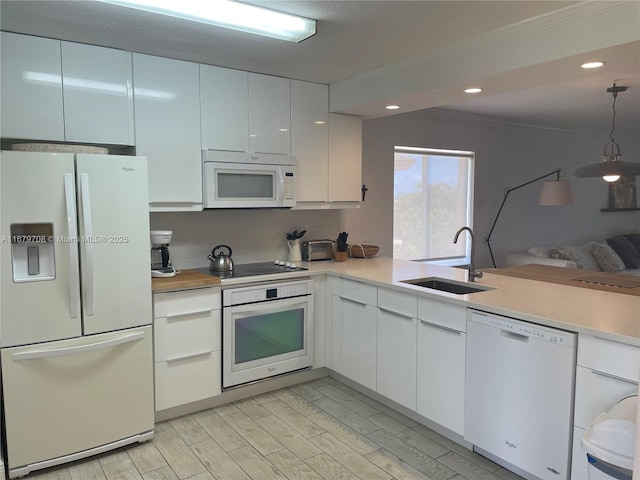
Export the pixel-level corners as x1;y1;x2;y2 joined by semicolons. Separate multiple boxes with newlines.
99;0;316;42
314;120;326;125
385;105;400;110
581;61;605;69
464;88;482;94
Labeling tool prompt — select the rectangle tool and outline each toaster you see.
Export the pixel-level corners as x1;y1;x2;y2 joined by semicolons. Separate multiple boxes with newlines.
301;239;335;261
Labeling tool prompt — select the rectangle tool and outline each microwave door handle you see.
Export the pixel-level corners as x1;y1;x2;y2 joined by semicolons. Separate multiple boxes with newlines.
277;168;285;203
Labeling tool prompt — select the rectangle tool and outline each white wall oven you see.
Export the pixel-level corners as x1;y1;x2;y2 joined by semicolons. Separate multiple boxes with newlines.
203;150;296;209
222;279;313;389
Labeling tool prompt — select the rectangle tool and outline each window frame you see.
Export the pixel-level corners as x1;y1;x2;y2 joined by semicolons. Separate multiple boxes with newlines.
393;146;475;266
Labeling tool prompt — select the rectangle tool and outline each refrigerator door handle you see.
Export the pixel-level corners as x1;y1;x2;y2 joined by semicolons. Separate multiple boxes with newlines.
79;173;95;316
11;331;145;361
64;174;81;319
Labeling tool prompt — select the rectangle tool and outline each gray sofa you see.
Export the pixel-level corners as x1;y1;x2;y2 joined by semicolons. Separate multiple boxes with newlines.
505;234;640;277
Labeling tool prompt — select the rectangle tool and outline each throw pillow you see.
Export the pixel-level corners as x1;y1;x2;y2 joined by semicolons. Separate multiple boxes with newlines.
550;245;599;270
606;236;640;269
527;246;551;258
590;242;626;272
572;244;601;271
623;233;640;253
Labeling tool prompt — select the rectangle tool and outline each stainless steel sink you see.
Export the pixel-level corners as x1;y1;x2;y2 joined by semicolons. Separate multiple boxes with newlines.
400;277;493;295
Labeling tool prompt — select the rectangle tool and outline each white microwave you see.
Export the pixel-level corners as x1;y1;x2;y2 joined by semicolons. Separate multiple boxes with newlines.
203;151;296;208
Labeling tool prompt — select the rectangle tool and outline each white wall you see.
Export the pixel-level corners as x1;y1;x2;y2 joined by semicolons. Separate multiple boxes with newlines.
150;209;343;270
345;111;640;268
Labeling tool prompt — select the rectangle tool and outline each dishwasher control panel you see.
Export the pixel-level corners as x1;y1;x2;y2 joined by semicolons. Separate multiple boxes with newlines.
469;310;573;346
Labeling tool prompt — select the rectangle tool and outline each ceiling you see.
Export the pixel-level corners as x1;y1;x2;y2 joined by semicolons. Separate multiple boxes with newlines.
1;0;638;136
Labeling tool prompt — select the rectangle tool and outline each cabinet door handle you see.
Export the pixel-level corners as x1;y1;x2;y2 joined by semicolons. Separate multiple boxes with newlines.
165;309;213;320
591;369;639;385
419;319;462;335
166;350;212;363
339;296;367;306
379;307;413;320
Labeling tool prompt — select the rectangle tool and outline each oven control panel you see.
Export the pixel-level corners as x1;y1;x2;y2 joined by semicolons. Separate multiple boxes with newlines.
223;279;312;307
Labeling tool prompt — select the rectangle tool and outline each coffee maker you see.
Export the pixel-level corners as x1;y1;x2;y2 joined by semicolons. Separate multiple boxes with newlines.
150;230;176;277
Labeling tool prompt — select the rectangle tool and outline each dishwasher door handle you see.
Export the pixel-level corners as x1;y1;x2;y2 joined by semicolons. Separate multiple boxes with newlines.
500;330;529;342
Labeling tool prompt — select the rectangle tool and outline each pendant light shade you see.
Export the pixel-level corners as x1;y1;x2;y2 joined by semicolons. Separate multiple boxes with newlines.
573;84;640;181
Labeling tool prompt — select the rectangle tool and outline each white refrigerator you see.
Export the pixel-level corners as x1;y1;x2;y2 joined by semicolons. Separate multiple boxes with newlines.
0;151;154;478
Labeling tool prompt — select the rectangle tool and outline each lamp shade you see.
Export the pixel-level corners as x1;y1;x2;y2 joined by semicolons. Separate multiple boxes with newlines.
538;180;575;206
574;161;640;178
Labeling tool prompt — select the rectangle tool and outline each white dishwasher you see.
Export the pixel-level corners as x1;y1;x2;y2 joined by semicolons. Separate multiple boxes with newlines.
465;309;576;480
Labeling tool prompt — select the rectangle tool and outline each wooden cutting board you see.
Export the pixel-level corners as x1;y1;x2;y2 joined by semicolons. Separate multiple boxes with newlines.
488;264;640;296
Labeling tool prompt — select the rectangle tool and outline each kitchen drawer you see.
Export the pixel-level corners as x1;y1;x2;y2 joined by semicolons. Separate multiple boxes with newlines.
332;278;377;306
573;365;638;429
153;287;220;319
417;298;466;332
154;311;221;362
155;350;221;411
378;287;417;318
577;334;640;380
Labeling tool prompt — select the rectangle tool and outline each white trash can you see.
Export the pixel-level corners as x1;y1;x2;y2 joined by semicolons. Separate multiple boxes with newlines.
581;395;637;480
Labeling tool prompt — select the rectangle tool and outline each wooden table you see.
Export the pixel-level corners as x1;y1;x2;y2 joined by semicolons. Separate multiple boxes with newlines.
488;264;640;296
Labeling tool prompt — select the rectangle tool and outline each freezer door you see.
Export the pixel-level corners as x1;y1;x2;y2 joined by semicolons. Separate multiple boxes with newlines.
1;326;154;475
0;151;82;347
76;155;152;334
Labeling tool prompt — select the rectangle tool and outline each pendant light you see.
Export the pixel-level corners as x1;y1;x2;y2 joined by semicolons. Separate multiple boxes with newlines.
574;84;640;182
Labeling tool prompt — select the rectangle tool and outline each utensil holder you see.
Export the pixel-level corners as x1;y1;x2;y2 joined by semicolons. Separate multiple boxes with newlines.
334;251;347;262
287;239;302;262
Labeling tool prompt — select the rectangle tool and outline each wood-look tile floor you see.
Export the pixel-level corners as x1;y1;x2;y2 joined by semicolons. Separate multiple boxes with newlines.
27;377;523;480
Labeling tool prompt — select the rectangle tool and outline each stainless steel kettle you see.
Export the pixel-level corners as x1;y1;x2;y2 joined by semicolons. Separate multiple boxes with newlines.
208;245;234;272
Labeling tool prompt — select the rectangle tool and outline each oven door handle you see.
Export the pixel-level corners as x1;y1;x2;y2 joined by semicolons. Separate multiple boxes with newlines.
226;295;311;317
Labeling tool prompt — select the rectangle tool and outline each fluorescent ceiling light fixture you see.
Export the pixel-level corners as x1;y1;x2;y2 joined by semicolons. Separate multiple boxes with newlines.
100;0;316;42
581;61;605;69
464;87;482;93
385;105;400;110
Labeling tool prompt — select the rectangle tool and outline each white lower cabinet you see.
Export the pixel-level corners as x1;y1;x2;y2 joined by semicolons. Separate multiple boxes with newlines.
376;288;417;410
332;278;377;390
570;334;639;479
153;287;221;411
416;299;466;435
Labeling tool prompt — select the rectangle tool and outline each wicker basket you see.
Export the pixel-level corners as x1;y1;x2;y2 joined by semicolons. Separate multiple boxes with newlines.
348;243;379;258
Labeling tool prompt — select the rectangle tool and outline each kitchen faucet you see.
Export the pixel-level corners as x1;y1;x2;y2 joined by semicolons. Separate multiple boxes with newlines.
453;226;483;282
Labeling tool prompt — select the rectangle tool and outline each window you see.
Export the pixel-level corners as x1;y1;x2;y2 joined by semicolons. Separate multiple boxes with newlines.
393;146;474;265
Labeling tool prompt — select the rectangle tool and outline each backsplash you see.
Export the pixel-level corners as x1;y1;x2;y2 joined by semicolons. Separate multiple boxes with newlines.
150;209;343;269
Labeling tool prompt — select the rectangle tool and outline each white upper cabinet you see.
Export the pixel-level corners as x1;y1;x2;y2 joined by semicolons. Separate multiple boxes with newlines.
248;73;290;154
200;65;248;152
61;42;134;145
133;53;202;211
1;32;65;141
291;80;329;203
329;113;362;203
1;33;134;145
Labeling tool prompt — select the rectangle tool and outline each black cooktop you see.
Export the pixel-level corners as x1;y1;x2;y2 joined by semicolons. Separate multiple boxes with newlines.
197;262;307;279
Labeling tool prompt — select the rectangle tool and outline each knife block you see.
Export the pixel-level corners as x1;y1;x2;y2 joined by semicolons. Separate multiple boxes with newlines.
334;251;347;262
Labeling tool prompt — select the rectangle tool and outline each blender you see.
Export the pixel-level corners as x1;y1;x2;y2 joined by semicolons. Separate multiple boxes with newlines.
150;230;176;277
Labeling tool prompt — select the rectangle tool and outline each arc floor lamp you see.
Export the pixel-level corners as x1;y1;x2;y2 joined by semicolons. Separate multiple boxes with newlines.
486;169;575;268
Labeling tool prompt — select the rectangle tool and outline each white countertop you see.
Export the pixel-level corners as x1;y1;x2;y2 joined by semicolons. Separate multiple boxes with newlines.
220;257;640;346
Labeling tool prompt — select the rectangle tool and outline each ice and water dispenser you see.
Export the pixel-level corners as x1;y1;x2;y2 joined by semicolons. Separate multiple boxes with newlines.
10;223;56;282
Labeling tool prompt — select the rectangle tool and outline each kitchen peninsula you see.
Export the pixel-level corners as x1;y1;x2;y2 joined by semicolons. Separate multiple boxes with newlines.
152;256;639;480
194;256;639;344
